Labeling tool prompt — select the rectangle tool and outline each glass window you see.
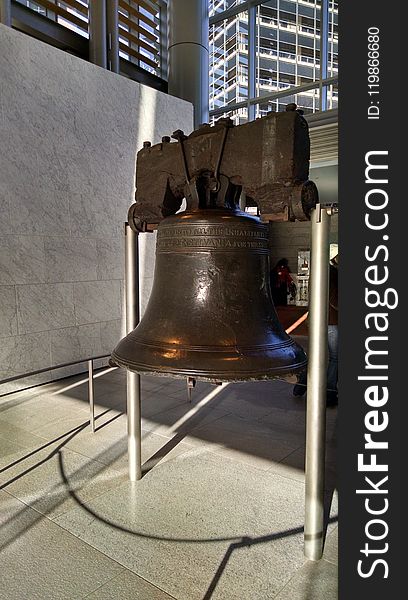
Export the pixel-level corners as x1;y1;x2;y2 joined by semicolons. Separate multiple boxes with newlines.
209;0;338;119
209;10;249;113
210;0;246;18
214;106;248;126
15;0;163;77
256;1;323;99
256;88;319;117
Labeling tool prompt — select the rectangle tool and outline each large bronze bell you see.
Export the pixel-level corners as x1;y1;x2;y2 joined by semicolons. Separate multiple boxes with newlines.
111;207;307;382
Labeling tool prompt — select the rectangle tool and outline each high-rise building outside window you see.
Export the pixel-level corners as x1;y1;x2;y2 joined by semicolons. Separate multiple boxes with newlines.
209;0;338;124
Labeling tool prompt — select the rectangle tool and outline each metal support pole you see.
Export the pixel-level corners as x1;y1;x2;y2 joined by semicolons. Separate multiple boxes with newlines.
125;223;142;481
0;0;11;26
239;191;247;212
88;359;95;433
106;0;119;73
89;0;107;69
168;0;209;128
158;0;168;81
304;205;330;561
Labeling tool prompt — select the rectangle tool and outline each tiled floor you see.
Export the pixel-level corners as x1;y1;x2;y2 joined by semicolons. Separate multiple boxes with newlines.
0;346;338;600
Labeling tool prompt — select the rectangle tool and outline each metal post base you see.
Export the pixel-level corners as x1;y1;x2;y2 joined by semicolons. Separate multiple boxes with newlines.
304;205;330;560
127;371;142;481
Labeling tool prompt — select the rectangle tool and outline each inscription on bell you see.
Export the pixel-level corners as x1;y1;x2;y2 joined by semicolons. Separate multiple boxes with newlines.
159;226;268;239
157;236;269;250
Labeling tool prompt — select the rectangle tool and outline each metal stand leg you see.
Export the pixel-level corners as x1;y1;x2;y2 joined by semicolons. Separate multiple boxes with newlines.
0;0;12;26
304;205;330;560
88;359;95;433
239;191;247;211
127;370;142;481
125;223;142;481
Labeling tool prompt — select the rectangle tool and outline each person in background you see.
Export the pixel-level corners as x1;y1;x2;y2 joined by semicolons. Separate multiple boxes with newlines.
293;253;338;406
270;258;297;306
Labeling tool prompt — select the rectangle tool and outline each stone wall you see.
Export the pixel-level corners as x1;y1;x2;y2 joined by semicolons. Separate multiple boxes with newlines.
0;24;193;393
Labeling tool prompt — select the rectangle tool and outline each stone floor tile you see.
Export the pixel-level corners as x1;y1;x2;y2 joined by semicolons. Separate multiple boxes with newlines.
267;441;337;490
55;452;308;600
266;446;306;483
0;393;86;433
84;569;176;599
105;431;196;475
0;365;338;600
274;558;338;599
142;400;232;444
0;416;44;441
0;436;31;470
192;413;301;470
61;413;149;461
31;411;97;441
323;525;338;565
0;441;127;520
214;381;304;421
0;490;123;600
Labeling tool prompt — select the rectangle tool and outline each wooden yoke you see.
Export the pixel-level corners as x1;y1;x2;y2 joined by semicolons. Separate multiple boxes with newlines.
128;104;318;232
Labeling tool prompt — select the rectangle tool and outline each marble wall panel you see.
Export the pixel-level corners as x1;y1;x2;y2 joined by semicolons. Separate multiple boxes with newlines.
50;323;102;365
84;63;140;143
0;129;39;194
44;363;98;386
0;361;112;396
0;23;193;390
0;286;17;338
0;236;46;285
44;237;98;283
100;319;122;354
0;24;30;86
0;332;51;381
92;358;110;370
74;281;121;326
135;87;195;154
86;152;136;201
0;195;10;235
27;39;88;109
0;368;74;396
16;283;75;334
8;182;72;237
69;192;123;239
96;237;124;282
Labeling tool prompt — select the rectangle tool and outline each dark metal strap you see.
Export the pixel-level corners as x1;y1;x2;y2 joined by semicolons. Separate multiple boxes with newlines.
213;118;233;192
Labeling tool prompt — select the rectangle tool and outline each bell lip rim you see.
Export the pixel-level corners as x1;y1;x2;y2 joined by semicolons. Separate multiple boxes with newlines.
110;352;307;380
109;364;307;382
112;336;297;353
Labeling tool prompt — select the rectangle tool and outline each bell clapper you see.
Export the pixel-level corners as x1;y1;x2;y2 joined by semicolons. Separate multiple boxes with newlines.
187;377;196;403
